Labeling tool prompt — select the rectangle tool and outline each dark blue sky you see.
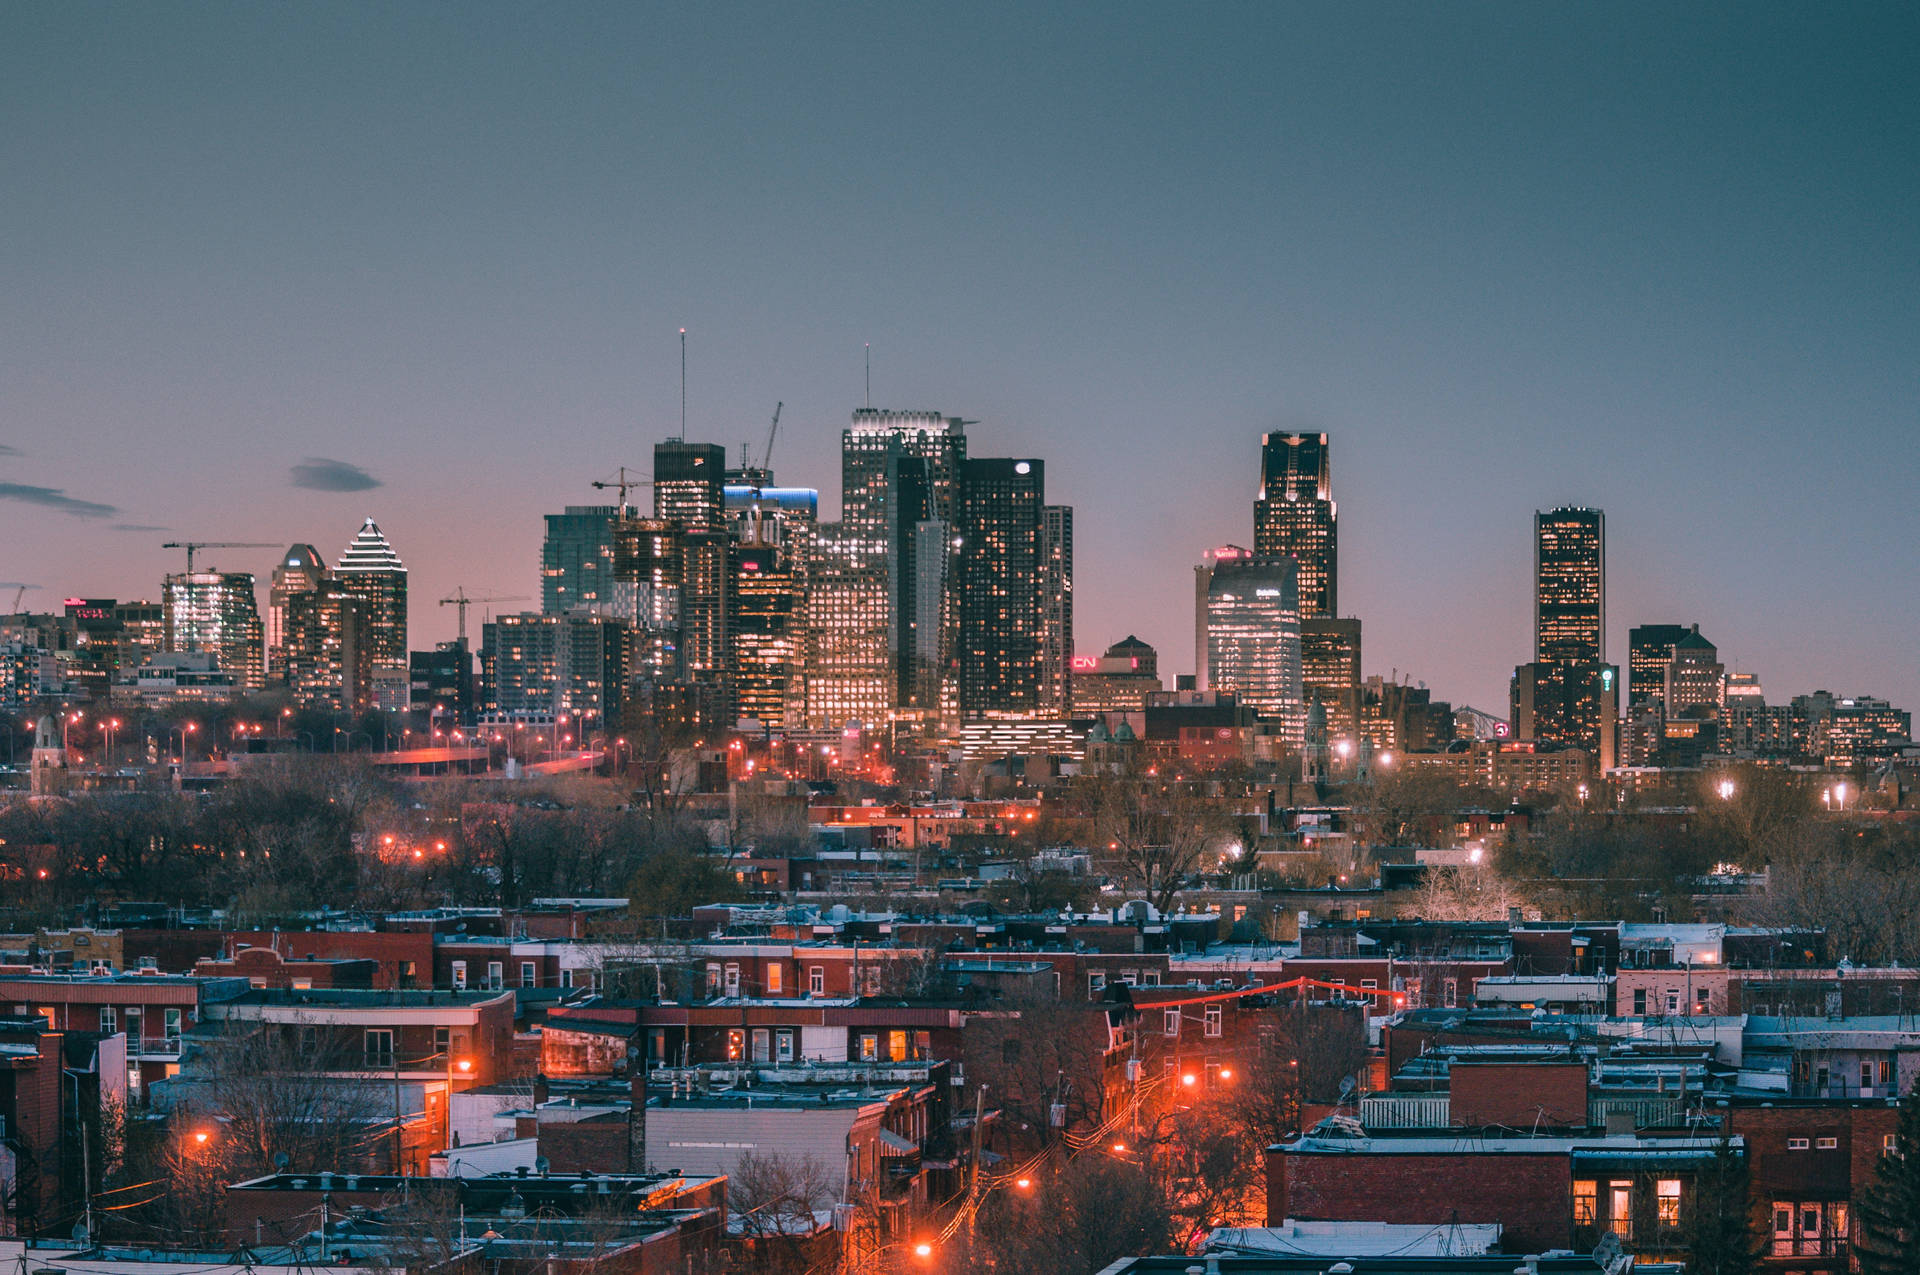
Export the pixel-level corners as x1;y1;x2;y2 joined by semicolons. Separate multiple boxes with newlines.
4;4;1915;714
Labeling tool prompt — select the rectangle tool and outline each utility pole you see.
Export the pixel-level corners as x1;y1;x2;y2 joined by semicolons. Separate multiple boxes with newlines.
967;1082;986;1250
393;1048;405;1175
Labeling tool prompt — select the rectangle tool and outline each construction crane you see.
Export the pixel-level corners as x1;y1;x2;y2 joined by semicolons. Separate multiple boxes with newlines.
590;466;652;513
761;401;783;475
4;583;36;612
162;541;274;573
439;587;529;648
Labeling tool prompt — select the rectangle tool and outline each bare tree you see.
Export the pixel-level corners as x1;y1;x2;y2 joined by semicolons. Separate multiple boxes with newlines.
728;1151;837;1274
1413;863;1529;923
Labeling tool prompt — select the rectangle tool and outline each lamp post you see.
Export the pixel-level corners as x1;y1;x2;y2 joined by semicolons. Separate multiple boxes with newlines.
445;1054;472;1149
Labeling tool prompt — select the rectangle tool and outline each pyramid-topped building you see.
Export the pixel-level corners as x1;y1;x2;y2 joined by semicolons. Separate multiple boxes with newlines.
334;517;408;696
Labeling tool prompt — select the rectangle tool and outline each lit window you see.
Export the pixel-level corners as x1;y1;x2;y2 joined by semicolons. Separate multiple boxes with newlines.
1815;1136;1838;1150
1657;1179;1680;1227
1204;1006;1222;1038
1573;1180;1597;1226
1787;1137;1810;1151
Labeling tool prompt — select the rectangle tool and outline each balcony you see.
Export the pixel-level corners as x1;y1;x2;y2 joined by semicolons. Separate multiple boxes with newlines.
1358;1094;1449;1129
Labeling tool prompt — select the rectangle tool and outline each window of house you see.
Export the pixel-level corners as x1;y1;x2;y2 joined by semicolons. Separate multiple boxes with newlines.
1862;1062;1874;1090
1117;971;1137;986
1204;1006;1222;1037
1573;1180;1597;1226
1787;1137;1810;1150
1815;1136;1838;1150
766;964;783;995
521;962;537;988
914;1031;930;1059
1696;988;1711;1012
1164;1009;1180;1037
888;1030;908;1061
487;961;504;990
809;966;825;996
163;1008;182;1043
1657;1179;1680;1227
451;960;468;990
1608;1181;1633;1239
99;1006;116;1034
290;978;312;990
435;1026;451;1058
1664;990;1680;1014
125;1007;143;1043
776;1030;795;1063
1360;979;1378;990
1880;1059;1894;1084
1088;972;1106;998
726;1029;744;1061
1633;988;1647;1015
859;1033;879;1061
752;1028;771;1063
559;968;573;988
1884;1133;1899;1155
1443;979;1458;1009
365;1028;394;1068
724;964;741;997
705;963;721;996
1141;971;1160;986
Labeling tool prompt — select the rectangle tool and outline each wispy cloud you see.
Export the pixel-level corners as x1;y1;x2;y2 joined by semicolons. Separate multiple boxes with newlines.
290;457;382;492
0;482;116;518
111;522;169;533
0;444;21;457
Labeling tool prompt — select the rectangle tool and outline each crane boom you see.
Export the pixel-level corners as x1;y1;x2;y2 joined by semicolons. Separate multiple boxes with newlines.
590;466;652;513
438;587;529;647
162;541;275;573
762;401;783;474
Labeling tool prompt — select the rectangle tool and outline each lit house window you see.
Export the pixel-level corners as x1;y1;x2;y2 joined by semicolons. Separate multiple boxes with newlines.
1656;1179;1681;1227
1573;1180;1597;1226
766;964;783;995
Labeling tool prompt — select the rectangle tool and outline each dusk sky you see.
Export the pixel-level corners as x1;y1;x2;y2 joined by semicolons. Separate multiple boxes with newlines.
4;4;1915;715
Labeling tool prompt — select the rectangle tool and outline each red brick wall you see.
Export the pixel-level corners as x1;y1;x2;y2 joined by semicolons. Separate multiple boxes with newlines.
1450;1062;1587;1129
539;1113;637;1173
1268;1147;1571;1253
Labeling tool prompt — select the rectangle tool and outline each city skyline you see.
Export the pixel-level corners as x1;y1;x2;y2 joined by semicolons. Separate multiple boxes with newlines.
5;5;1916;714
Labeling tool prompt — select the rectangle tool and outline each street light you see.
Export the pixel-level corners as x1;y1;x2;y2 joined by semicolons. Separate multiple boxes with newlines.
1717;778;1736;801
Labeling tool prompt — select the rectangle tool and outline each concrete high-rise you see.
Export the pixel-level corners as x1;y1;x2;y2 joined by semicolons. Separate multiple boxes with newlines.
1039;505;1074;717
334;518;409;706
1254;432;1338;619
1300;617;1362;740
267;545;326;678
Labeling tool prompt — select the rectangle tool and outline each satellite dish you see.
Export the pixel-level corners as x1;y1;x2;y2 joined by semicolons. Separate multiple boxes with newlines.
1337;1075;1357;1100
534;1156;551;1175
273;1152;292;1171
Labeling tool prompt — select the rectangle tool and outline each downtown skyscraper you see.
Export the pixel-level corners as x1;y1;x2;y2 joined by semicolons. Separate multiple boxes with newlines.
334;517;409;711
162;567;265;691
1513;506;1617;767
1252;432;1355;736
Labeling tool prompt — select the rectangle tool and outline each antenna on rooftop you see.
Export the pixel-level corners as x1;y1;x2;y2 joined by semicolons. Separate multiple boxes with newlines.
865;343;871;409
677;328;687;441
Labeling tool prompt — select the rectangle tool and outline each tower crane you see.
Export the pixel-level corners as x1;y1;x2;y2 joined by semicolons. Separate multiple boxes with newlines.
439;588;529;648
162;541;275;573
590;467;652;513
762;401;783;475
4;583;36;612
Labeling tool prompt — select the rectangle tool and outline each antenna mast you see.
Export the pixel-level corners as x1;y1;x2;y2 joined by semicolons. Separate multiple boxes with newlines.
678;327;687;440
864;343;870;408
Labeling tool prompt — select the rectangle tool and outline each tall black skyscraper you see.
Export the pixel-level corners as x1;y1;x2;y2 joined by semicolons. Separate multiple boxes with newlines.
955;457;1045;718
1254;432;1337;618
1534;506;1605;664
654;441;730;719
1515;506;1617;766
